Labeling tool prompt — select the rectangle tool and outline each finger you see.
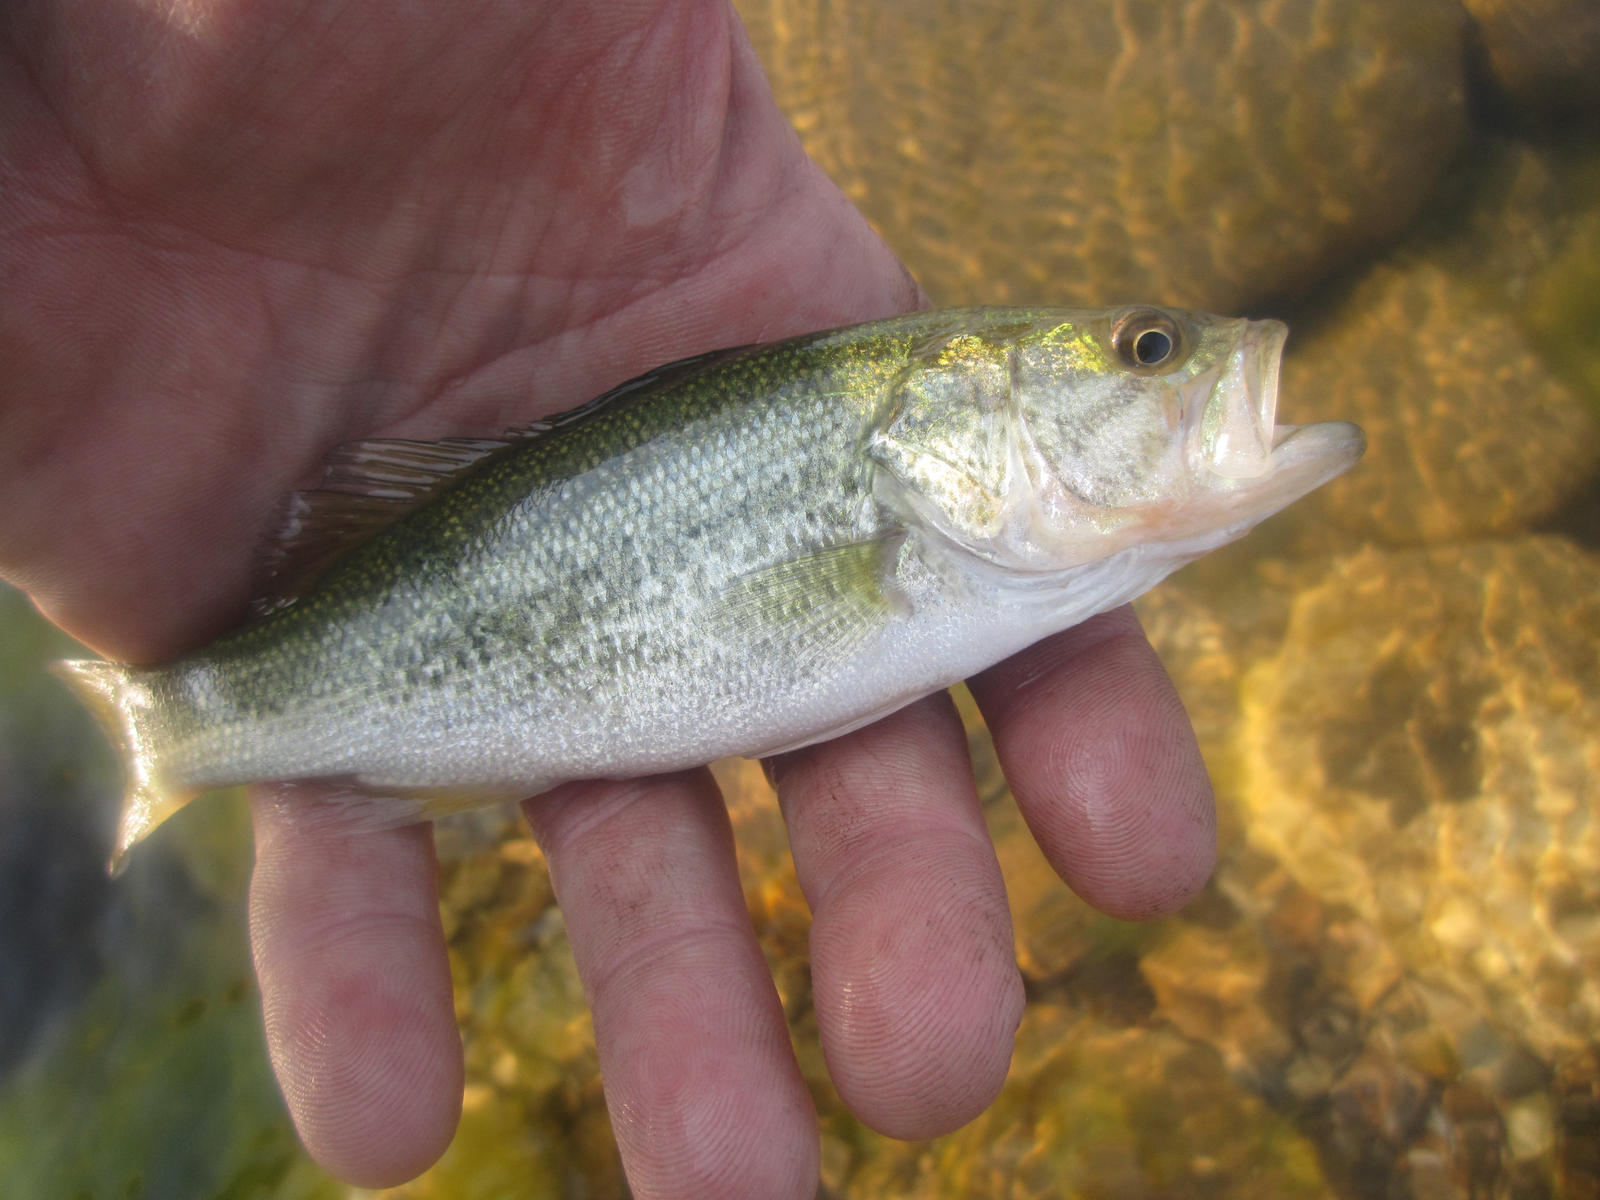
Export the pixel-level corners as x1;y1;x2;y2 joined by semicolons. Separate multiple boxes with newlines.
248;788;462;1188
523;771;817;1200
769;693;1023;1140
968;605;1217;920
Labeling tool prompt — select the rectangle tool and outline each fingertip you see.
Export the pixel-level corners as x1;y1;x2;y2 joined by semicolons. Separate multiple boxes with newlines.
262;940;464;1187
776;697;1024;1140
811;849;1023;1138
597;946;821;1200
528;774;820;1200
973;607;1218;920
1036;713;1217;919
249;789;462;1187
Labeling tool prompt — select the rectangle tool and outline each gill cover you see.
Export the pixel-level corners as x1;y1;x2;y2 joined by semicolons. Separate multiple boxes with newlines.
868;310;1208;572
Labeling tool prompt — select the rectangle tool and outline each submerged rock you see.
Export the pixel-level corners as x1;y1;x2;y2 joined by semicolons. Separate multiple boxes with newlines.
1274;140;1600;555
1239;538;1600;1066
1137;539;1600;1198
1461;0;1600;117
832;1011;1324;1198
1278;257;1600;551
737;0;1468;310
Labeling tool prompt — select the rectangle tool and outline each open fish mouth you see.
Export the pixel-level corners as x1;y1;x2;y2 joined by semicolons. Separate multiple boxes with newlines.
1208;315;1364;499
1155;411;1363;557
1267;419;1367;491
1211;411;1365;522
1179;316;1364;530
1244;318;1285;462
1207;318;1288;480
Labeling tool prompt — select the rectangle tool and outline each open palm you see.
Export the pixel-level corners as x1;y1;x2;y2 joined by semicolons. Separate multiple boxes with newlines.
0;2;1216;1194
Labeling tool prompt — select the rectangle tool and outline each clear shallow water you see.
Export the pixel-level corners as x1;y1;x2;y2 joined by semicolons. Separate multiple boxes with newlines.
2;2;1598;1197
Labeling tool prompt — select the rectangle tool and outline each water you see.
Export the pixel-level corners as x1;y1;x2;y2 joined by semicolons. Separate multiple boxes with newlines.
2;2;1597;1196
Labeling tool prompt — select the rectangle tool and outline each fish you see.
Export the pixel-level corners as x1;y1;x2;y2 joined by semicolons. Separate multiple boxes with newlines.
54;306;1364;871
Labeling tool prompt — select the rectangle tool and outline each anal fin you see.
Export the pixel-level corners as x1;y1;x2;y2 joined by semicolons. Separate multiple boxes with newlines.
263;778;530;835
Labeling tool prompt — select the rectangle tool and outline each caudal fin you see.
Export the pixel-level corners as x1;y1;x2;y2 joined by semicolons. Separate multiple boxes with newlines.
51;658;198;875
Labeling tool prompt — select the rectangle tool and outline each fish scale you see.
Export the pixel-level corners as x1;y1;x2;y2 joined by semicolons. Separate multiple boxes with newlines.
53;306;1364;870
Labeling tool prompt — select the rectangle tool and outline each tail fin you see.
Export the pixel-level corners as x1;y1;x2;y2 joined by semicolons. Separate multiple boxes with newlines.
51;659;198;875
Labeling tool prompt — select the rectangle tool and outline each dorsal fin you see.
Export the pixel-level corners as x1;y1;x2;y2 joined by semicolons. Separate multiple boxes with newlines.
251;342;764;616
503;343;762;434
251;436;522;615
316;435;513;498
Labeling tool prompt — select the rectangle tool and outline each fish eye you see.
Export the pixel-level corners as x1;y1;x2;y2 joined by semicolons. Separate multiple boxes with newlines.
1111;309;1183;371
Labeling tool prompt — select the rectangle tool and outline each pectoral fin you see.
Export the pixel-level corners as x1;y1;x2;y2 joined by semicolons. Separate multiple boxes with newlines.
714;535;908;671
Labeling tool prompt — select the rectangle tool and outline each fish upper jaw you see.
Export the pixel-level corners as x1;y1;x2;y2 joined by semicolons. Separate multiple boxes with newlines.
1190;315;1364;511
1186;317;1287;482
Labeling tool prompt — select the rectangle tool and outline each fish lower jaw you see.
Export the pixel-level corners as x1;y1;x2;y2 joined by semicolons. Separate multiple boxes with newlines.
1270;419;1366;466
1175;418;1366;538
1140;519;1264;564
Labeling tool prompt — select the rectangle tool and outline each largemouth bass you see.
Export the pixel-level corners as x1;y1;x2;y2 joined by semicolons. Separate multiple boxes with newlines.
55;307;1363;870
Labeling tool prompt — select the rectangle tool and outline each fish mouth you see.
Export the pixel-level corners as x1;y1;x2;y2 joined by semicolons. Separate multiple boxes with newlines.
1206;407;1365;524
1205;318;1287;481
1200;317;1364;503
1170;317;1364;543
1263;419;1367;496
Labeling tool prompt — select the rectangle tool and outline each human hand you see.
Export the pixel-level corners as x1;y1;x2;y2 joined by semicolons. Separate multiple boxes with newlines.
0;2;1216;1195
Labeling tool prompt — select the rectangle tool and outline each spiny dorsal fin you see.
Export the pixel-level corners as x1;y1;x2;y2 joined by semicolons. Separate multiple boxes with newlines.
251;343;764;616
503;343;764;434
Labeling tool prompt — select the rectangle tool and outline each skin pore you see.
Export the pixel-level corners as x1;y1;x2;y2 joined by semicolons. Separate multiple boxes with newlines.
0;2;1216;1195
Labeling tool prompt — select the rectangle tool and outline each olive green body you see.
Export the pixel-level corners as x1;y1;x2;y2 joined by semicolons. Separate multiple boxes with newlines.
157;314;926;793
55;305;1363;865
